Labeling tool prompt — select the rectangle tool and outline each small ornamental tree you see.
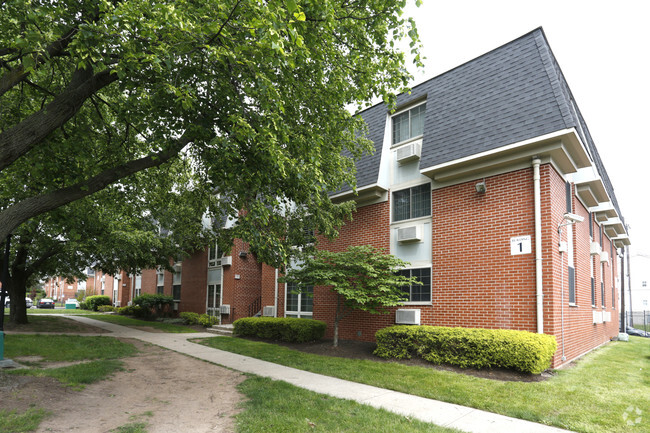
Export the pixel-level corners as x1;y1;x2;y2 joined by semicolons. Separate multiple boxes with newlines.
281;245;420;347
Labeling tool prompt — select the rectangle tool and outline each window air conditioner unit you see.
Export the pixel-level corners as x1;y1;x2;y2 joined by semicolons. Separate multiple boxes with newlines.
263;306;276;317
590;242;601;256
600;251;609;263
395;309;421;325
397;225;422;243
592;310;603;324
173;263;182;273
115;274;121;280
221;256;232;266
396;140;422;165
220;304;231;314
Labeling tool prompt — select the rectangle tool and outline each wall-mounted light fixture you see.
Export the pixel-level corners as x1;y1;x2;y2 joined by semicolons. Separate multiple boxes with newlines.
475;181;487;193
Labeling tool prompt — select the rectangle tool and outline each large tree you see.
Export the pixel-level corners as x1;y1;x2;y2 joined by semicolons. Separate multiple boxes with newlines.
0;0;421;260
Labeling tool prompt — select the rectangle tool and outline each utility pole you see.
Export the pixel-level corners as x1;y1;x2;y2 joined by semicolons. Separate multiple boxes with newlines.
620;247;626;333
627;245;633;327
1;235;11;363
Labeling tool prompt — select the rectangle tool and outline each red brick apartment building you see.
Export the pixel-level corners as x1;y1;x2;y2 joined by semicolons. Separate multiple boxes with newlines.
47;28;629;368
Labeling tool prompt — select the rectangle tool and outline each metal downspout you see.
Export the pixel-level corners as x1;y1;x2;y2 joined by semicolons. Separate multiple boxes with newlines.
533;158;544;334
274;268;279;317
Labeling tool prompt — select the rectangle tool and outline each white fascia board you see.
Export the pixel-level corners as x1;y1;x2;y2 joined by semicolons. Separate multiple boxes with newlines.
420;128;590;182
329;183;388;202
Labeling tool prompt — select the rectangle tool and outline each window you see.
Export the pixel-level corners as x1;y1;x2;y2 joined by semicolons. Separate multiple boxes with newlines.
601;263;605;308
208;243;222;267
392;103;426;145
393;184;431;222
134;274;142;298
397;268;431;303
172;268;181;301
591;256;595;306
643;281;647;288
285;282;313;318
566;183;576;304
156;270;164;295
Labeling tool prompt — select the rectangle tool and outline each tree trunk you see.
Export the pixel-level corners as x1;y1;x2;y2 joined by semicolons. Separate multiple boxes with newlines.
7;273;28;325
333;318;339;348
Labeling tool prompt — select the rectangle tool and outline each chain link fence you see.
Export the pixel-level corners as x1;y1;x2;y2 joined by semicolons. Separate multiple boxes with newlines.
626;311;649;337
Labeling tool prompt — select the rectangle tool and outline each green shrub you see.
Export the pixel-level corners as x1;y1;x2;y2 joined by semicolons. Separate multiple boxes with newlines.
374;325;557;375
84;295;112;311
198;314;218;327
79;301;88;310
132;294;174;318
180;312;200;325
116;305;144;317
233;317;326;343
97;305;115;313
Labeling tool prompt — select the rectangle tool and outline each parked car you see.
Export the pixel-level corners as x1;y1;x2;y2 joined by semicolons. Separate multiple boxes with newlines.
37;298;55;309
4;297;34;308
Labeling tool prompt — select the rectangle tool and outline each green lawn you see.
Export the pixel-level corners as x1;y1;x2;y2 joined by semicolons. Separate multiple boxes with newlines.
236;376;462;433
77;314;198;333
2;315;102;333
5;334;137;390
197;336;650;433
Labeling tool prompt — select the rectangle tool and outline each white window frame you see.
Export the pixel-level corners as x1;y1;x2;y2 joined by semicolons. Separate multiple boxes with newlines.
285;282;313;319
391;182;431;223
391;101;426;147
208;242;222;267
398;266;432;305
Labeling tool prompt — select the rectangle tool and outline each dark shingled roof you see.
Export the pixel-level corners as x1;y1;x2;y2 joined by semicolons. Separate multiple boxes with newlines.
349;28;623;222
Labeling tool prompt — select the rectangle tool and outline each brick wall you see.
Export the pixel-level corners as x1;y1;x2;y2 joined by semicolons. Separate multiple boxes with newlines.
309;164;621;368
221;239;263;323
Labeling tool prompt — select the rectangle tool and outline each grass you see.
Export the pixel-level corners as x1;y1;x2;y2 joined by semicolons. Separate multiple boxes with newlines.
24;307;102;315
198;336;650;433
2;315;102;333
236;376;462;433
109;422;148;433
5;334;137;361
5;335;137;389
13;359;125;390
0;408;48;433
77;314;198;333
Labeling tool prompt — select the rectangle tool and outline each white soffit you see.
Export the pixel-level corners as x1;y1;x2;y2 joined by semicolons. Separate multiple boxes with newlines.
590;202;617;222
602;217;626;236
573;167;609;207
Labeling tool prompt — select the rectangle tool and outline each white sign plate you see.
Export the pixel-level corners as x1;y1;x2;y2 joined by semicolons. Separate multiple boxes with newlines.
510;235;532;255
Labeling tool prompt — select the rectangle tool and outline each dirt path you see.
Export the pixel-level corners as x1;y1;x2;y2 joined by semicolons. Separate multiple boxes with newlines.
0;339;245;432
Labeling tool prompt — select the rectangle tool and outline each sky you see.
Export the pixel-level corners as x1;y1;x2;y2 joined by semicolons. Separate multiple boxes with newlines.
402;0;650;263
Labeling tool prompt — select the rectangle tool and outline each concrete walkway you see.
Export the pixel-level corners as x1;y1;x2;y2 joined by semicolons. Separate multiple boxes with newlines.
57;316;572;433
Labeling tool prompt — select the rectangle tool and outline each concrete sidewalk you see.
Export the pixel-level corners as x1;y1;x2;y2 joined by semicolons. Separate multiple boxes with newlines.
59;316;572;433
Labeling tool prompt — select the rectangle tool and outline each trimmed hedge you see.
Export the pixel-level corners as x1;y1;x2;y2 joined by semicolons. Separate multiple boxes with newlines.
132;294;174;317
180;312;200;325
179;312;218;327
233;317;326;343
84;295;112;311
97;305;115;313
116;305;144;316
374;325;557;374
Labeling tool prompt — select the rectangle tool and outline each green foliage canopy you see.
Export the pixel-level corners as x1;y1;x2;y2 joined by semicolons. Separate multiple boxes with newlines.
0;0;422;268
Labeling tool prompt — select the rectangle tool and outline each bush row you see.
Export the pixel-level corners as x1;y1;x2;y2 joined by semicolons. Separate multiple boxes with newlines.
179;312;219;327
132;294;174;317
83;295;111;311
233;317;326;343
374;325;557;374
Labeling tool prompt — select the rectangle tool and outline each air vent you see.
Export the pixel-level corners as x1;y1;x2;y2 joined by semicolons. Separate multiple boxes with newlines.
263;306;276;317
397;225;422;243
592;310;603;324
221;256;232;266
395;309;421;325
600;251;609;263
396;140;422;164
590;242;601;256
220;304;231;314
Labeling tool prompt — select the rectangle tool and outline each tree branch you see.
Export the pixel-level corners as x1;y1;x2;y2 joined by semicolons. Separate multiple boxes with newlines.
0;130;199;242
0;68;118;172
